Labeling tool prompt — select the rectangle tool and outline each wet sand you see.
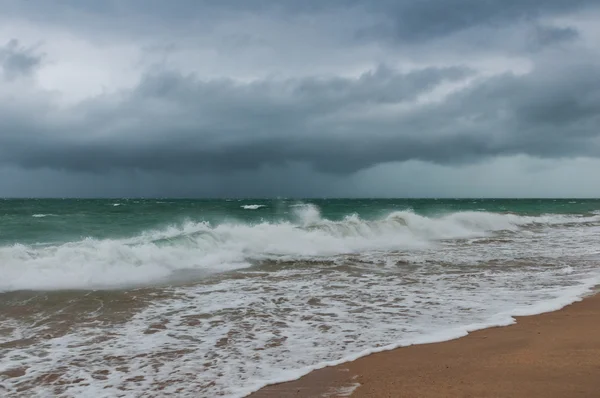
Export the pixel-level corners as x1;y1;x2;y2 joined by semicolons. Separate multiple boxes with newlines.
250;291;600;398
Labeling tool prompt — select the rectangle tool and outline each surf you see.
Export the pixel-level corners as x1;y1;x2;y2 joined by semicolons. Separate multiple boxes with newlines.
1;206;598;292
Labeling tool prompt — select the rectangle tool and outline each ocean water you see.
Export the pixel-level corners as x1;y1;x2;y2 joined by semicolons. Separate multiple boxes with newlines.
1;198;600;397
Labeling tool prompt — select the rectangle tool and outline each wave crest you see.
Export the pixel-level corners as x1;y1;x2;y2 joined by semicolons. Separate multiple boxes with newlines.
241;204;266;210
1;208;597;291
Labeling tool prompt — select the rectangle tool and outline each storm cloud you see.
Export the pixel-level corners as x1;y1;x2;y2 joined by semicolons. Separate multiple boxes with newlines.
0;39;42;80
0;0;600;196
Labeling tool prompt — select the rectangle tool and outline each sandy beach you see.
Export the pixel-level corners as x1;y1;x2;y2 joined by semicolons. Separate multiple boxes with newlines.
250;290;600;398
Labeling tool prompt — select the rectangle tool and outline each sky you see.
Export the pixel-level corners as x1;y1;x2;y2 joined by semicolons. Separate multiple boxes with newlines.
1;0;600;198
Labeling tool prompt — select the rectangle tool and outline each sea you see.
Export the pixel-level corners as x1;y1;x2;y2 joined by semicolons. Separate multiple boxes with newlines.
1;198;600;397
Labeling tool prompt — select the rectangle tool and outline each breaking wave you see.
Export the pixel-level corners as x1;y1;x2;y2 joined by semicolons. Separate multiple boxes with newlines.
31;214;52;218
241;204;266;210
1;205;598;292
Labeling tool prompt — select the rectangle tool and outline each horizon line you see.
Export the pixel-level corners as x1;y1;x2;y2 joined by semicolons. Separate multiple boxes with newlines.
1;197;599;200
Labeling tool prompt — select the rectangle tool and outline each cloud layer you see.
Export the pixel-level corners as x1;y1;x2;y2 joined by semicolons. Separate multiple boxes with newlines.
0;0;599;196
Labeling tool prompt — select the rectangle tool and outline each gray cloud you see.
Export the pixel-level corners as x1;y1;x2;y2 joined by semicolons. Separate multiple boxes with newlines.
531;25;579;49
0;65;472;172
1;60;600;176
354;0;591;42
0;39;42;80
1;1;594;43
0;0;600;197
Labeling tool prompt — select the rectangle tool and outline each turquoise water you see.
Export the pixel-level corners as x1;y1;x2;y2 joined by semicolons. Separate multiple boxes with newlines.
2;198;599;245
2;198;600;397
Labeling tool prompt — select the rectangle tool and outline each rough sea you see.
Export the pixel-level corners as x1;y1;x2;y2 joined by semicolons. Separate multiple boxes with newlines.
1;198;600;397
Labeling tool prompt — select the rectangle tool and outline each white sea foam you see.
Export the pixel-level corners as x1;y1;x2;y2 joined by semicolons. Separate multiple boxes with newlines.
3;260;599;398
1;208;599;292
31;214;52;218
3;205;600;397
326;383;361;397
241;204;266;210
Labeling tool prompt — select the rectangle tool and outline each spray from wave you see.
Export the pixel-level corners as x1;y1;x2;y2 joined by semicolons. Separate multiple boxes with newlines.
31;214;53;218
1;205;598;292
241;204;266;210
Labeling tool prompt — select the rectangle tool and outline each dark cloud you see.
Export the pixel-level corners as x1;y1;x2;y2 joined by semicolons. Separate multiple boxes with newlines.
0;0;599;197
0;0;594;45
0;65;473;173
355;0;591;42
531;25;579;48
0;39;43;80
1;60;600;176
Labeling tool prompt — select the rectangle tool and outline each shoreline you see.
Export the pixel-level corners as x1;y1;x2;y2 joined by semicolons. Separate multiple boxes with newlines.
249;289;600;398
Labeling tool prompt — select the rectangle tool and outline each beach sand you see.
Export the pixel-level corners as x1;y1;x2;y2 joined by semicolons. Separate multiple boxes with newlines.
250;291;600;398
